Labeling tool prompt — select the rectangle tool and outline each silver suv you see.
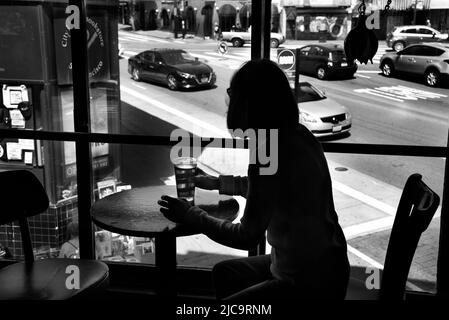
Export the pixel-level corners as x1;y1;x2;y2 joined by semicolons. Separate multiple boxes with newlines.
379;43;449;87
386;25;449;52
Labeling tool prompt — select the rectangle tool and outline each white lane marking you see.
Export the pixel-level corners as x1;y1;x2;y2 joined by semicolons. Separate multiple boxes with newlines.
131;83;147;90
354;88;404;102
344;216;395;240
119;32;170;43
347;245;384;269
395;85;448;98
121;36;147;42
191;53;214;61
205;52;247;62
173;40;186;44
333;180;397;216
357;70;381;73
192;53;243;70
357;74;371;79
347;245;423;292
121;85;230;138
355;85;448;103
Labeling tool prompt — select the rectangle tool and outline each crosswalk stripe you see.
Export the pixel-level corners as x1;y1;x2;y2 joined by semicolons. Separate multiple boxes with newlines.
204;52;248;62
191;53;243;69
118;32;169;43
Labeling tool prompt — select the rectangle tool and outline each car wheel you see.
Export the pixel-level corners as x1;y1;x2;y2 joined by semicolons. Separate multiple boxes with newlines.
425;69;440;87
270;39;279;48
316;67;327;80
232;38;243;47
381;61;394;77
167;74;178;90
393;41;405;52
132;68;141;81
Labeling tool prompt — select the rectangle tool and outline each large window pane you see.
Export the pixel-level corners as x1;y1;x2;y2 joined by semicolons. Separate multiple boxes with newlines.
326;154;443;293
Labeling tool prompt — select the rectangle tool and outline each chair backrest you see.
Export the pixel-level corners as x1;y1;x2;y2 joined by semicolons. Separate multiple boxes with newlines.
0;170;49;225
0;170;49;263
380;173;440;300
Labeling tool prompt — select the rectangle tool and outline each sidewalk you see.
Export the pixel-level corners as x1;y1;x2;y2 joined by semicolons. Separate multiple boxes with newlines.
119;24;216;43
118;24;389;47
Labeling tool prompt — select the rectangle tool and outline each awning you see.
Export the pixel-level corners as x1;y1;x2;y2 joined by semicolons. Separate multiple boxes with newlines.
240;4;251;17
372;0;431;10
285;7;296;20
239;5;279;17
219;4;237;16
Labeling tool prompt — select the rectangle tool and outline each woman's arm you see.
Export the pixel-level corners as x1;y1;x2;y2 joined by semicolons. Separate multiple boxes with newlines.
190;167;278;250
218;175;248;198
195;168;248;198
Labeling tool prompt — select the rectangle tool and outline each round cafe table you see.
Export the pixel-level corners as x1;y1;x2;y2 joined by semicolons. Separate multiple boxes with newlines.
91;185;239;297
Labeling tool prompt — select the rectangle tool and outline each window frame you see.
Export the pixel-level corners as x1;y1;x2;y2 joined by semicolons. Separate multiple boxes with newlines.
0;0;448;299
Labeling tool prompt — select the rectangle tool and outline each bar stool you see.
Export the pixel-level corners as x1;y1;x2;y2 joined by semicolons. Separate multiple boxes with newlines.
0;170;109;300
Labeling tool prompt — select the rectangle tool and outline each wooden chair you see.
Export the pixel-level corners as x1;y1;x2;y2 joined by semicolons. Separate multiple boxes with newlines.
0;170;109;300
345;173;440;300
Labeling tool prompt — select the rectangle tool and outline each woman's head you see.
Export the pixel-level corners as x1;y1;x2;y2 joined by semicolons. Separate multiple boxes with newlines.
226;59;299;131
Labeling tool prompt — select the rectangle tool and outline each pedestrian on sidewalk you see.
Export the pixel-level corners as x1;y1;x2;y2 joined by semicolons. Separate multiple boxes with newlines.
173;16;179;39
214;22;220;40
181;19;187;39
159;59;349;301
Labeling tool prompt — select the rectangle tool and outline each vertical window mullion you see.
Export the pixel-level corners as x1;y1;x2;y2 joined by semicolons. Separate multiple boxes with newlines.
69;0;95;259
437;129;449;298
251;0;271;60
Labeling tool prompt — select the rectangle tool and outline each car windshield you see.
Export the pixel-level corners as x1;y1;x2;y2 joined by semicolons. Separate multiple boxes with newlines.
161;51;196;65
294;83;327;103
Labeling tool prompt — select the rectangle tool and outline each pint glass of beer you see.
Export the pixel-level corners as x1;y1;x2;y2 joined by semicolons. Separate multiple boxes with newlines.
173;157;197;204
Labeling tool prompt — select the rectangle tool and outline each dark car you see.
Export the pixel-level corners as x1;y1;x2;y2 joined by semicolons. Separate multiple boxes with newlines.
128;49;216;90
298;44;357;80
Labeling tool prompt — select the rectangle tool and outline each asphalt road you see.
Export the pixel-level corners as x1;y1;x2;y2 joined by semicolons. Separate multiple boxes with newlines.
118;30;448;197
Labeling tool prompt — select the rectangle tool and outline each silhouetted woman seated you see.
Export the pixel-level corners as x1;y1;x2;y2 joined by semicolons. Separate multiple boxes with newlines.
159;59;349;300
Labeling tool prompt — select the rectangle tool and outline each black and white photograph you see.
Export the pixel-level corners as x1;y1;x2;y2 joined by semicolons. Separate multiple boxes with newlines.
0;0;448;315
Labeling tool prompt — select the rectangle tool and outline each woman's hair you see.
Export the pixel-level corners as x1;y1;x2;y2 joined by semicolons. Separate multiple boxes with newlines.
66;221;79;240
227;59;299;130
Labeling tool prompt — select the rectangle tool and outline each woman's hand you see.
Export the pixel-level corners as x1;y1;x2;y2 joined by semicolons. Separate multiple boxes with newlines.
195;168;219;190
158;195;193;224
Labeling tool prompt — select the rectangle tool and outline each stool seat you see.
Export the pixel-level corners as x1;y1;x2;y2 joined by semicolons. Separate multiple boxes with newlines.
0;259;109;300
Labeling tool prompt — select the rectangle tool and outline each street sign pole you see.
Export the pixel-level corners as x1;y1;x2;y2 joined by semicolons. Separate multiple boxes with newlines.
295;48;300;100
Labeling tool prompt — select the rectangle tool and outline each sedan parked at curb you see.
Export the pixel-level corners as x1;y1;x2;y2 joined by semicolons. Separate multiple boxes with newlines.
128;49;216;90
295;82;352;138
379;43;449;87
